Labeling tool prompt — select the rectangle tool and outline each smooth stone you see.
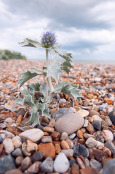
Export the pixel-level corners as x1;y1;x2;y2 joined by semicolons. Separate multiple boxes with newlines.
102;130;113;141
12;148;23;157
40;157;54;173
77;109;89;118
21;157;31;171
3;138;14;154
62;149;74;158
60;132;68;140
12;137;22;148
38;143;55;159
99;103;108;110
104;142;115;154
19;128;44;142
41;136;52;143
80;166;99;174
92;120;102;130
55;113;84;135
26;140;37;152
73;143;89;158
92;115;102;122
53;107;76;121
32;151;44;162
0;130;15;139
5;169;23;174
15;156;24;166
69;133;76;140
54;152;70;173
109;108;115;125
0;155;16;173
59;98;66;103
90;110;100;116
25;161;41;174
93;149;108;163
90;159;102;171
103;159;115;174
85;137;97;148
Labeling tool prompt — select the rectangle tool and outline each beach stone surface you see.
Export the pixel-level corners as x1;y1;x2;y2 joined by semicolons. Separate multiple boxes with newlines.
19;128;44;142
55;113;84;135
103;159;115;174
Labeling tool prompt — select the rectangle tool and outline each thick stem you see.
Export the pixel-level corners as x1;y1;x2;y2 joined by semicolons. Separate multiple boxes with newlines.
46;49;54;93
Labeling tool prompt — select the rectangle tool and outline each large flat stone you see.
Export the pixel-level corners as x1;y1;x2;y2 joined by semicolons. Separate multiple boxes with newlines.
55;113;84;135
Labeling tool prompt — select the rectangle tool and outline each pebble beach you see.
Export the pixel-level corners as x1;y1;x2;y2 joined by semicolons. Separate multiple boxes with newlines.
0;59;115;174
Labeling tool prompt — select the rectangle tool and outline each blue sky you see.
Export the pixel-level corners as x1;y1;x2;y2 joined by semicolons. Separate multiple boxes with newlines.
0;0;115;60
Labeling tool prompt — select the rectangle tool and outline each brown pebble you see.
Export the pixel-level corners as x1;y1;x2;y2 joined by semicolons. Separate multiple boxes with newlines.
15;156;24;166
52;131;60;141
55;143;62;154
77;130;84;139
93;149;108;162
21;156;31;171
48;118;56;128
0;144;4;154
43;127;54;133
38;143;55;159
86;123;94;134
76;157;85;169
5;169;23;174
80;166;99;174
71;163;80;174
16;115;23;124
61;140;70;150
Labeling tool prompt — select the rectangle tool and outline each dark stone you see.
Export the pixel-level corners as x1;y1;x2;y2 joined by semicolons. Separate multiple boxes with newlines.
16;108;26;116
73;143;89;158
109;108;115;125
0;154;16;174
32;151;43;163
69;160;77;167
40;157;54;173
105;141;115;155
93;149;108;162
12;148;23;157
52;107;75;121
103;159;115;174
93;120;102;130
37;124;43;130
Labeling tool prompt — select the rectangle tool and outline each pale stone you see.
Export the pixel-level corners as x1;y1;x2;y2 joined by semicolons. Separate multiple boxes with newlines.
19;128;44;142
92;115;102;122
102;130;113;142
77;109;89;118
85;137;97;148
54;152;70;173
12;137;22;148
3;138;14;154
26;140;38;152
55;113;84;135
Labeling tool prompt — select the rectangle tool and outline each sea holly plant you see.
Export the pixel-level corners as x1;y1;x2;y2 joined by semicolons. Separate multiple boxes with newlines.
17;31;82;126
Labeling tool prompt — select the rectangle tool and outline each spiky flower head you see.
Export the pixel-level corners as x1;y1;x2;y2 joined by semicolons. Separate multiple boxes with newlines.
41;31;56;48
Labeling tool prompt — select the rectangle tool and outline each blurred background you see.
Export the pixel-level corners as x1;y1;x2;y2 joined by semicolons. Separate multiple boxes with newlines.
0;0;115;63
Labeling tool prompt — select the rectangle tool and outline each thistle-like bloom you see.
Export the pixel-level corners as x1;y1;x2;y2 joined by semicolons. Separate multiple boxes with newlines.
41;31;56;48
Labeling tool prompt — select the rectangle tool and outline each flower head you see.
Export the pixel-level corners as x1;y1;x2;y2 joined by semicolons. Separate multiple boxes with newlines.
41;31;56;48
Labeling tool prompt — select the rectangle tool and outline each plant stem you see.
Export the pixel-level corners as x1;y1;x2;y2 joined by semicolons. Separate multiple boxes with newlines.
46;49;54;94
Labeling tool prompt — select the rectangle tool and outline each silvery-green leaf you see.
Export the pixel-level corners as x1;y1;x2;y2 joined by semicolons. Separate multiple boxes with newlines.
61;60;73;74
19;38;42;48
46;59;62;82
40;82;47;97
26;111;39;127
23;94;34;107
19;69;43;87
70;88;82;100
27;83;40;92
16;96;24;105
53;82;69;93
53;47;72;61
43;108;50;119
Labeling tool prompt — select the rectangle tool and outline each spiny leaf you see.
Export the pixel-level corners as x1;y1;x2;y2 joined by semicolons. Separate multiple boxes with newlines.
53;47;72;61
46;58;62;82
19;69;43;87
19;38;42;48
27;83;40;92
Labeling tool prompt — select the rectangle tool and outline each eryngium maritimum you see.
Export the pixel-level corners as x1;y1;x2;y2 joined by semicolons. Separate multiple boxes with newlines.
41;31;56;48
